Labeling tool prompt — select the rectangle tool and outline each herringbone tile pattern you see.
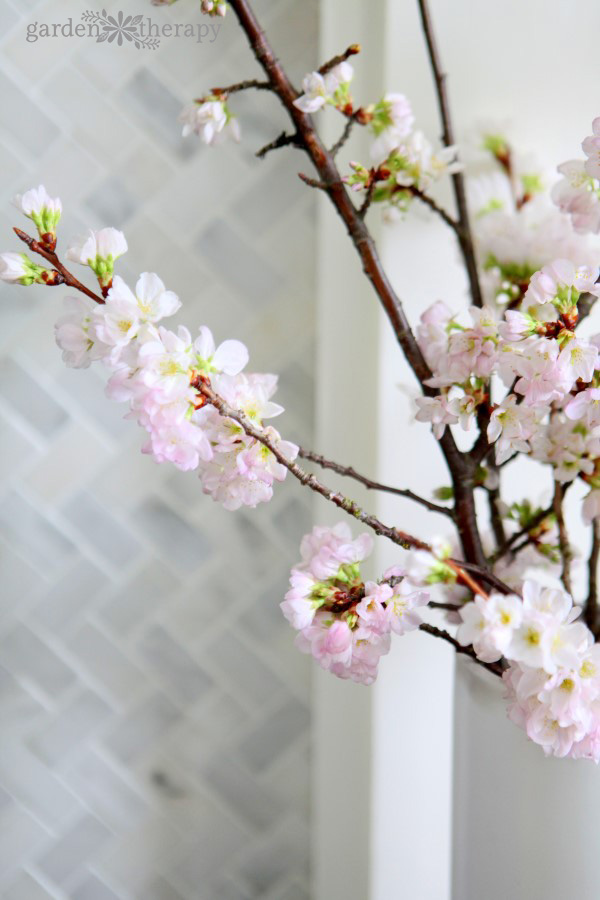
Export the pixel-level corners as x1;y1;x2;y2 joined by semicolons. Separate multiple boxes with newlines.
0;1;317;896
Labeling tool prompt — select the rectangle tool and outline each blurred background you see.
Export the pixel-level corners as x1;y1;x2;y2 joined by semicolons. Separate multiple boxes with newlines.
0;1;317;898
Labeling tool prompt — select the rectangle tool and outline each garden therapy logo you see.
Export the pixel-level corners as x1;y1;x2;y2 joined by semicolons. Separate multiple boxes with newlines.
26;9;222;48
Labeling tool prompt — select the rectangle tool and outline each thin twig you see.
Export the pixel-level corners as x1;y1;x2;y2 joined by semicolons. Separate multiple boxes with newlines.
299;447;454;517
330;118;354;157
416;0;483;310
458;561;517;596
298;173;330;191
419;624;503;677
212;78;271;95
14;228;105;305
256;131;299;159
428;601;462;611
553;481;573;595
407;186;461;234
318;43;361;76
586;519;600;635
358;180;376;219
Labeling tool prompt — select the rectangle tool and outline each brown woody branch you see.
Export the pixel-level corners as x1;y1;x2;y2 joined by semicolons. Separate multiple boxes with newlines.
212;78;271;95
299;447;455;518
553;481;573;596
416;0;483;310
419;623;503;677
407;185;461;235
586;519;600;636
330;118;354;157
256;130;300;159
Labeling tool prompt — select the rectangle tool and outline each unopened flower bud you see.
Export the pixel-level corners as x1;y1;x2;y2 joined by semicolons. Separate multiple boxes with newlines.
14;185;62;251
0;251;57;286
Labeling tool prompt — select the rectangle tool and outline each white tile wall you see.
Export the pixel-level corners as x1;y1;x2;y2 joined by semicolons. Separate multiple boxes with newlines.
0;0;317;896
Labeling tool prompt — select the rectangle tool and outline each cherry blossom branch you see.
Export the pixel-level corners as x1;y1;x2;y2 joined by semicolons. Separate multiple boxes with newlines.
298;447;455;517
14;228;105;305
419;623;503;677
196;378;494;597
416;0;483;310
553;481;573;596
228;0;487;569
586;519;600;635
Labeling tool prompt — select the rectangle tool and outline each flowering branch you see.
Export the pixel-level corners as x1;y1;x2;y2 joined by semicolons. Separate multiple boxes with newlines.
9;0;600;756
228;0;487;569
298;447;455;518
196;378;494;599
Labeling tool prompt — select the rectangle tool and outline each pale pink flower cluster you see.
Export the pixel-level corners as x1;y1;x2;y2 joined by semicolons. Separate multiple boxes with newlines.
51;216;296;510
368;91;460;192
472;193;600;308
552;120;600;234
370;93;415;166
293;63;354;114
180;97;240;145
282;524;429;684
459;581;600;759
414;259;600;508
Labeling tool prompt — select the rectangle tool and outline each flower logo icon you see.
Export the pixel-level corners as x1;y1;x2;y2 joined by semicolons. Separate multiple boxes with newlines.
82;10;161;49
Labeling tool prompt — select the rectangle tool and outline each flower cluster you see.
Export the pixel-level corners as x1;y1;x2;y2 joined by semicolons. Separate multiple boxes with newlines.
552;118;600;234
282;524;430;684
2;187;296;512
293;63;354;114
458;582;600;760
180;95;240;145
413;253;600;519
342;91;461;211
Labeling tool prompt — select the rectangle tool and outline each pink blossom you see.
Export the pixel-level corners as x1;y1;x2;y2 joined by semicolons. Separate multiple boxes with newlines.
583;117;600;179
